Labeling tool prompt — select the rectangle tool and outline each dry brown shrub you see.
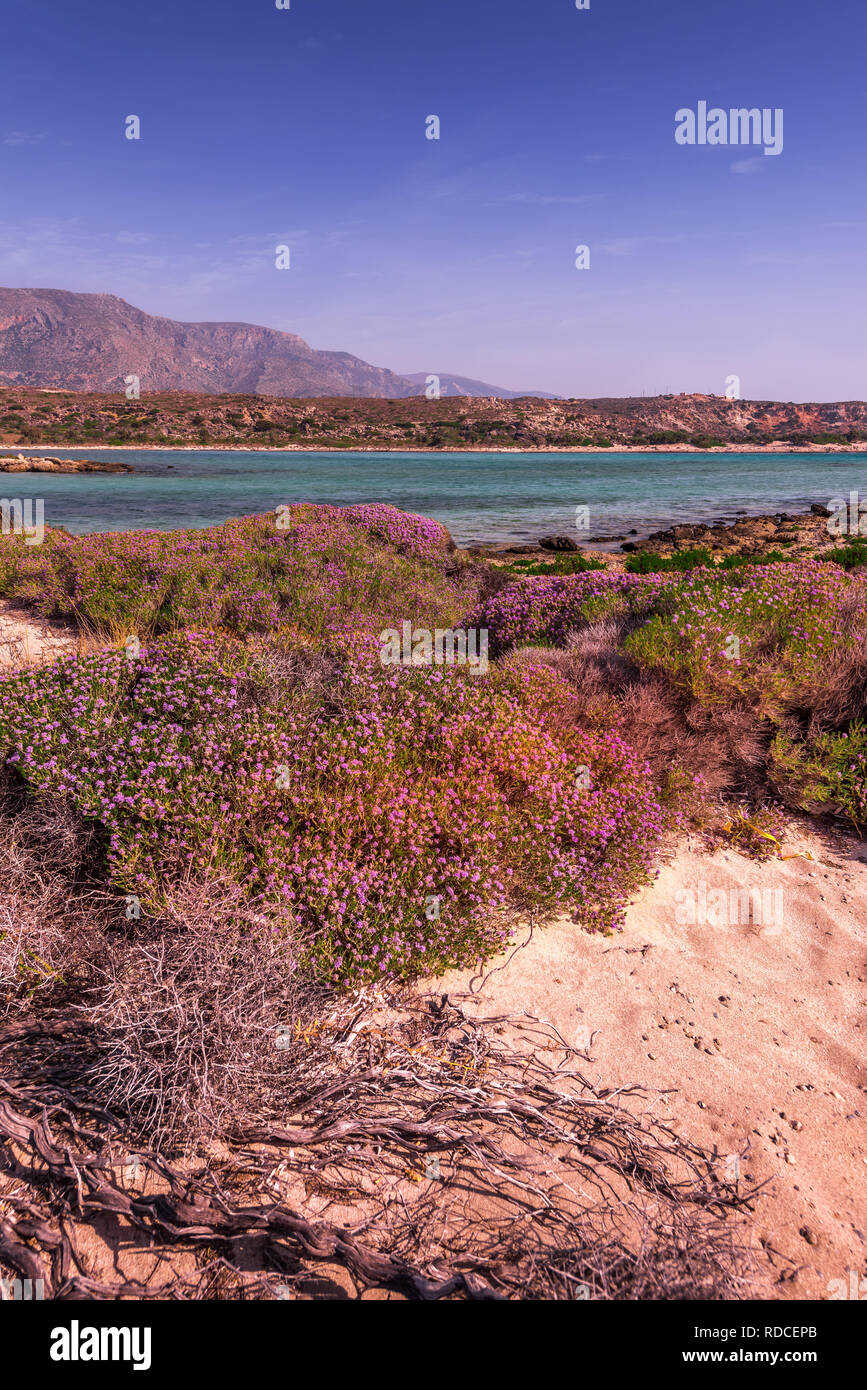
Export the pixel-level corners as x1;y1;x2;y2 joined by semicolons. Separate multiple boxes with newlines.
242;640;342;707
84;880;309;1148
0;787;116;1013
797;642;867;730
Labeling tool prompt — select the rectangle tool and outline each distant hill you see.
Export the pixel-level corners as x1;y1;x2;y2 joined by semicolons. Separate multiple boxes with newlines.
2;386;866;452
0;288;555;399
402;371;558;399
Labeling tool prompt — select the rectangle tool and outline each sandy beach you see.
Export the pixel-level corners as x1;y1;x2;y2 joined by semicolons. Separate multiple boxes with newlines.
7;441;867;455
434;822;867;1300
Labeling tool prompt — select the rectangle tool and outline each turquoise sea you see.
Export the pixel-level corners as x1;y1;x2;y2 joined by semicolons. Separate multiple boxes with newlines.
4;448;867;548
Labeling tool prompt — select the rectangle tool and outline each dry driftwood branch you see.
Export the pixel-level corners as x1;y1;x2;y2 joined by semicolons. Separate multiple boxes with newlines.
0;993;759;1301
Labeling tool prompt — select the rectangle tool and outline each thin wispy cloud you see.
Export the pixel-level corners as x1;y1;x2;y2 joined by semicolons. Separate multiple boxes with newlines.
0;219;313;302
487;192;605;207
597;234;692;257
2;131;46;146
744;250;839;267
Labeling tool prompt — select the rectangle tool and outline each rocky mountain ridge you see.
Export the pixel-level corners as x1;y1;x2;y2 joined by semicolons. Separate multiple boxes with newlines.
0;288;553;399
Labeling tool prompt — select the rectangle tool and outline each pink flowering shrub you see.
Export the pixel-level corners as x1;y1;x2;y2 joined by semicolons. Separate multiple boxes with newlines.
0;504;465;644
330;503;452;560
476;559;867;828
0;634;665;984
464;570;667;655
469;560;867;711
623;560;867;708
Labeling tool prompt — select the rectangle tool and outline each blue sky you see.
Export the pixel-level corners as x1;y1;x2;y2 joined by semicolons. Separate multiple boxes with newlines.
1;0;864;398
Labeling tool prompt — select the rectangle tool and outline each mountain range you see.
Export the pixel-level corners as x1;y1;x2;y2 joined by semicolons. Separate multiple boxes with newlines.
0;288;556;399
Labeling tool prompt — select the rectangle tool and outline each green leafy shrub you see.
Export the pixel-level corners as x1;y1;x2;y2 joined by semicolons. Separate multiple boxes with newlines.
504;554;607;576
625;548;714;574
822;539;867;570
770;722;867;829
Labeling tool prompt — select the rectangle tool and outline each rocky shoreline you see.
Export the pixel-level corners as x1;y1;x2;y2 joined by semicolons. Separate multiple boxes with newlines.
0;453;132;474
615;504;845;560
468;505;857;566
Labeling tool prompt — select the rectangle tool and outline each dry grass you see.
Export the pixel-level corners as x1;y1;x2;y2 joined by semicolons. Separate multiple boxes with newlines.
85;881;308;1148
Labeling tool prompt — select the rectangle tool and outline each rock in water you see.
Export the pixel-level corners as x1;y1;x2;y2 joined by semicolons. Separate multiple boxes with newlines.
538;535;578;552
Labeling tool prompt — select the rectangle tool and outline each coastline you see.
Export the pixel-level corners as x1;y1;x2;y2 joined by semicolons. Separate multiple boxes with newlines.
7;442;867;456
467;505;854;561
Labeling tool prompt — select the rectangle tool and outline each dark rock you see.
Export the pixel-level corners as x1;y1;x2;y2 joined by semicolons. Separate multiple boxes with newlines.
538;535;579;552
671;523;712;540
810;503;833;517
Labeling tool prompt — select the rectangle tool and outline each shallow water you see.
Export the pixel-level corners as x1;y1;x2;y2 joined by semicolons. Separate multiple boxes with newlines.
4;448;867;547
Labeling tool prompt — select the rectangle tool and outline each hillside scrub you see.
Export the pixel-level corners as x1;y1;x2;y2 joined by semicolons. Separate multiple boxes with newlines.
1;511;866;996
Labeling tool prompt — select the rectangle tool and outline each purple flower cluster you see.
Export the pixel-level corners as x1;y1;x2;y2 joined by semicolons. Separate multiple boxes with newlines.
464;570;668;654
0;635;665;985
337;503;452;560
